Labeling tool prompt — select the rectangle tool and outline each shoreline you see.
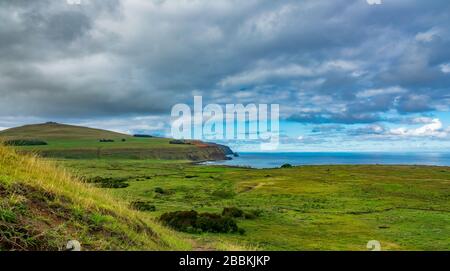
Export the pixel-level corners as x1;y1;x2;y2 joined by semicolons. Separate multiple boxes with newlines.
200;164;450;170
199;151;450;168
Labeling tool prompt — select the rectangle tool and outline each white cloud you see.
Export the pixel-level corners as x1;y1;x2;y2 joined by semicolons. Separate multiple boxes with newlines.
415;27;441;42
368;124;385;134
411;117;435;124
77;116;168;135
356;87;407;98
390;118;448;138
440;63;450;74
219;64;314;87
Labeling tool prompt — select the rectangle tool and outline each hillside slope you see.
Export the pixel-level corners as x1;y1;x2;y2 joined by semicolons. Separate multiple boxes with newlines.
0;122;131;140
0;123;233;161
0;145;191;251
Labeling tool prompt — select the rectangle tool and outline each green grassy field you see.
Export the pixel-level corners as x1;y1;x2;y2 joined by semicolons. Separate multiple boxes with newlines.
2;123;449;251
13;137;199;159
60;158;450;251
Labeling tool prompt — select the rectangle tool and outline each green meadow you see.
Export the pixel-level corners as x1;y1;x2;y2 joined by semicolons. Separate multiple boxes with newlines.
61;158;450;251
14;137;198;159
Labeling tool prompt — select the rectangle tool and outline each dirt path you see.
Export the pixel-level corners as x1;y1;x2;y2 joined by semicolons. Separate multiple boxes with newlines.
238;182;273;193
190;239;216;251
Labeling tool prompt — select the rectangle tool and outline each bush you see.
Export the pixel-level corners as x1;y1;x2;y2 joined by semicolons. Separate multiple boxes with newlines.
243;209;262;219
281;163;293;168
222;207;262;219
160;211;198;232
87;176;129;189
99;181;128;189
130;201;156;212
154;187;165;194
159;210;242;234
196;213;238;233
3;139;48;146
222;207;244;218
169;140;191;145
133;134;154;138
99;139;115;143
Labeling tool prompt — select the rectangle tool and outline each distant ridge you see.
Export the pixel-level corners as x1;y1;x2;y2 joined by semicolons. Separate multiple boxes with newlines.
0;122;131;140
0;122;233;161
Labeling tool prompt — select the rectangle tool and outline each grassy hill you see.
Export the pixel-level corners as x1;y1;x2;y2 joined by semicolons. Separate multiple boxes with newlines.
0;144;192;251
0;122;131;140
0;123;232;161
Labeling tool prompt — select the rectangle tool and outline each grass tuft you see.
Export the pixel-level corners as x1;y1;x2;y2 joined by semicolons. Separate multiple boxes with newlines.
0;144;192;251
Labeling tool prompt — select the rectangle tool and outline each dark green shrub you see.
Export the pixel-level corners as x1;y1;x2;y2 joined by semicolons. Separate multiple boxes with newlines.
243;209;263;219
281;163;293;168
99;139;115;142
87;176;128;189
154;187;165;194
133;176;152;181
88;176;104;183
133;134;154;138
222;207;262;219
185;175;198;179
159;210;241;234
160;210;198;232
100;181;128;188
4;139;47;146
196;213;238;233
130;201;156;212
222;207;244;218
169;140;191;145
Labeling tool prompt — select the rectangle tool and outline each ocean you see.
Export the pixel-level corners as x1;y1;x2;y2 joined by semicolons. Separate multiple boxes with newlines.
203;152;450;168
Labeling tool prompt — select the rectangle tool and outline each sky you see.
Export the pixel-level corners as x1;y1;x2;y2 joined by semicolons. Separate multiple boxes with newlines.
1;0;450;152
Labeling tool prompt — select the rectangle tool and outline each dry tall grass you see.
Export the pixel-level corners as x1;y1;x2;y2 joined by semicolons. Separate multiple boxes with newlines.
0;144;191;250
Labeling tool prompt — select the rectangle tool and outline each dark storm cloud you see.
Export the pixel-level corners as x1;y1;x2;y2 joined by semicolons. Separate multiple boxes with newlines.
0;0;450;122
397;94;434;114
